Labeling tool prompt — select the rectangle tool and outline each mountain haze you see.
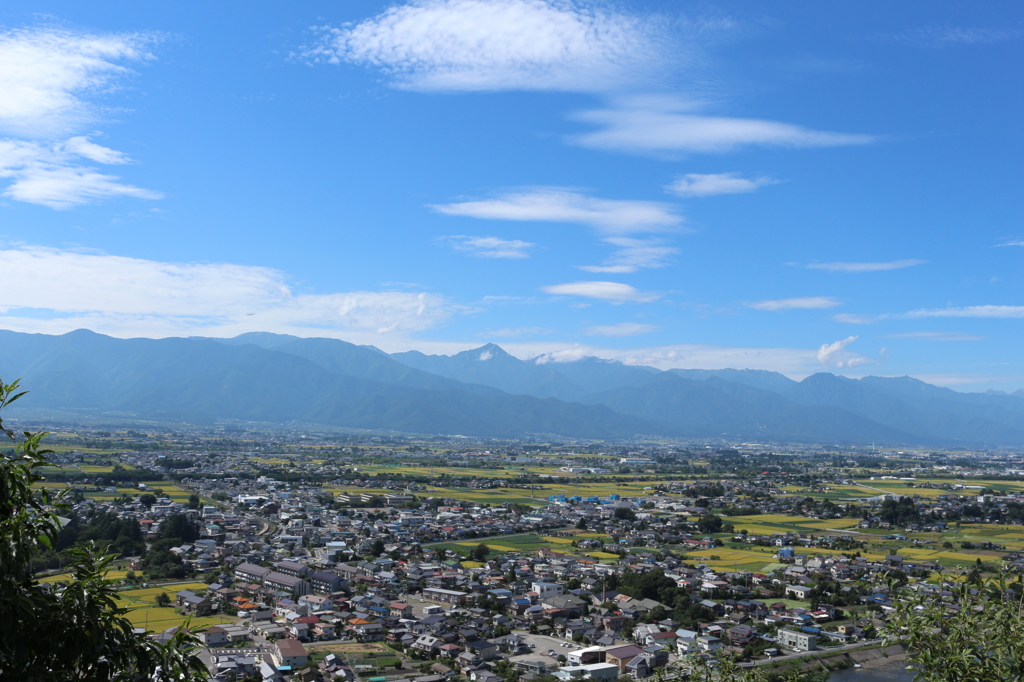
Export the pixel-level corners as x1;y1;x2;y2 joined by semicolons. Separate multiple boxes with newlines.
1;330;1023;446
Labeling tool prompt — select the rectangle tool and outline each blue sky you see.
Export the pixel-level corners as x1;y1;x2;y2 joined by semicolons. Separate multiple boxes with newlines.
1;1;1022;390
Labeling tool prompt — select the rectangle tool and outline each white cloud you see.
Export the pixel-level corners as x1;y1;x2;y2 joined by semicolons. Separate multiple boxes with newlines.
302;0;670;93
585;322;657;337
434;188;684;272
996;239;1024;247
570;95;873;156
525;341;821;377
816;335;867;369
803;259;926;273
484;326;554;338
885;331;984;342
903;305;1024;319
0;28;160;209
0;27;155;137
746;296;841;311
832;313;877;324
666;172;777;197
0;141;162;208
61;135;130;164
892;26;1023;47
577;237;677;273
541;281;658;303
442;235;534;259
431;187;682;234
0;245;454;337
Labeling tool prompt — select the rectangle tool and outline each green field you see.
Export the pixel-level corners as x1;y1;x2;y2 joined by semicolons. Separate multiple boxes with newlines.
433;532;619;562
719;512;1024;569
116;583;240;632
722;514;862;537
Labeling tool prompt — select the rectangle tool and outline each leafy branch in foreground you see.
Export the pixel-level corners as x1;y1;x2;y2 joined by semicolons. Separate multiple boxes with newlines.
882;572;1024;681
0;379;208;681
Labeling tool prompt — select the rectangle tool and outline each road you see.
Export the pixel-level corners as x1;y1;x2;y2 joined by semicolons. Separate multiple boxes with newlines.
745;638;885;668
424;527;572;548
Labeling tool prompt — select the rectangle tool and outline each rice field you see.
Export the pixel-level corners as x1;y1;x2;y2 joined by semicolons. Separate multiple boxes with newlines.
454;542;519;551
114;583;240;631
43;570;129;582
438;533;619;562
722;514;862;536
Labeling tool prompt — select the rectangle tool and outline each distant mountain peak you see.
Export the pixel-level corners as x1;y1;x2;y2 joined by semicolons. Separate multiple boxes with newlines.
463;343;513;361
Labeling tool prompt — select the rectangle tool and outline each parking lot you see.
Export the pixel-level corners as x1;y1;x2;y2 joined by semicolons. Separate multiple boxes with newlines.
507;631;578;669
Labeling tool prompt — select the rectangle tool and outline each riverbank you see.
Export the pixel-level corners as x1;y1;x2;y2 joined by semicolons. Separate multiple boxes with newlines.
830;654;912;681
753;643;906;678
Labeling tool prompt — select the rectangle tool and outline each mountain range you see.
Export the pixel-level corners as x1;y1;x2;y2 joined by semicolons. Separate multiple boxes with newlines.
1;329;1023;446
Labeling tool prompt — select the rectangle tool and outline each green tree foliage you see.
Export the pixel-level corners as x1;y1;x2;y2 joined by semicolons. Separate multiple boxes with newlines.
187;494;201;510
30;510;147;573
0;379;207;681
613;507;636;521
158;513;200;543
63;510;147;557
680;655;827;682
878;496;920;525
697;514;724;534
615;569;715;629
883;573;1024;680
143;541;189;580
472;543;491;561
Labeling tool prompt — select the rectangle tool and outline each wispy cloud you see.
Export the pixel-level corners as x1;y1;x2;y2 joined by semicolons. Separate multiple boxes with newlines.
903;305;1024;319
484;326;554;338
576;237;678;274
666;172;777;197
431;187;682;234
301;0;671;94
433;187;684;272
817;335;868;369
441;235;534;259
890;26;1023;47
0;27;156;137
0;245;456;337
997;239;1024;247
570;95;873;156
802;259;926;273
746;296;841;311
0;138;162;209
542;281;658;303
524;341;823;377
886;331;984;342
585;322;657;337
0;27;160;208
832;313;877;324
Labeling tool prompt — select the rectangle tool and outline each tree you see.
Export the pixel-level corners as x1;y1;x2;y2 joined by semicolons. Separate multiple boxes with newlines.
0;379;207;681
472;543;491;561
156;592;171;607
139;493;157;508
159;513;200;543
697;514;723;534
883;572;1024;680
614;507;636;521
187;494;201;510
